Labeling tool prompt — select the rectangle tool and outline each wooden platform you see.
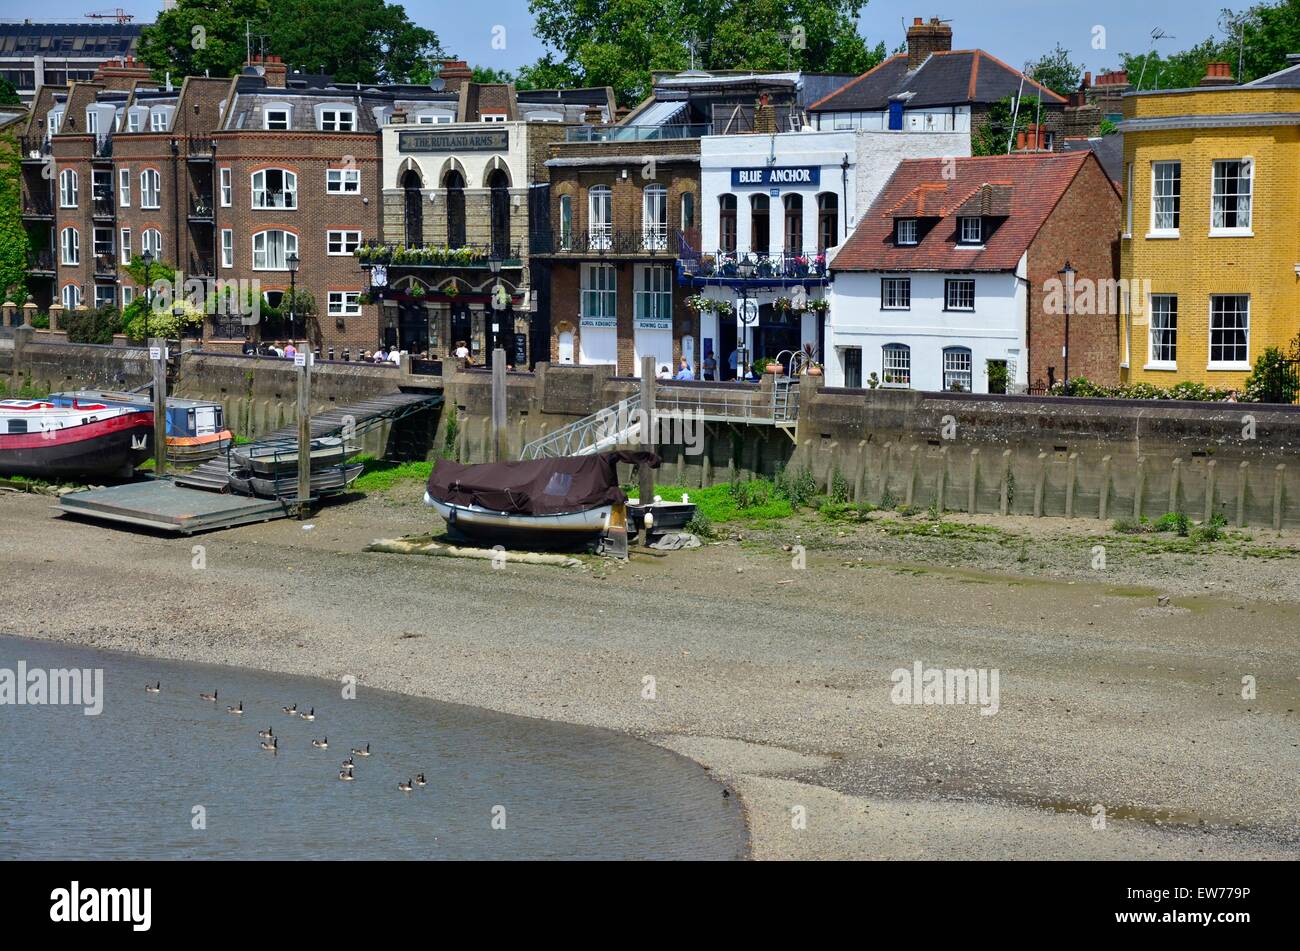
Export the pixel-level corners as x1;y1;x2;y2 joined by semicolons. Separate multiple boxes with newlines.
57;478;288;534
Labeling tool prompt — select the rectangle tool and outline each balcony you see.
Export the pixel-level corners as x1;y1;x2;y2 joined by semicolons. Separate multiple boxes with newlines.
189;195;215;221
93;253;117;278
677;244;830;286
92;134;113;160
530;228;684;258
19;136;51;163
356;243;523;268
190;254;215;277
22;194;54;219
92;194;115;219
564;123;711;143
186;136;216;161
27;250;55;274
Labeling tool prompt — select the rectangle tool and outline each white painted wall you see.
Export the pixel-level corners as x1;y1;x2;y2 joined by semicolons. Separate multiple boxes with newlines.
381;121;531;191
824;255;1029;392
816;105;973;136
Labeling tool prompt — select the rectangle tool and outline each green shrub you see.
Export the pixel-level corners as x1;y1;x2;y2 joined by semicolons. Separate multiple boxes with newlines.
1191;513;1228;543
1112;517;1149;535
64;304;121;344
829;469;851;504
685;512;715;538
818;500;875;522
773;466;818;509
1242;347;1298;404
1152;511;1190;536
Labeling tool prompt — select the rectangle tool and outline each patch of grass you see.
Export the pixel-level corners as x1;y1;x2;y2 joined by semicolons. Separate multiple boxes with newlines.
818;499;876;522
1152;511;1190;536
352;455;434;493
649;482;794;525
877;519;1005;541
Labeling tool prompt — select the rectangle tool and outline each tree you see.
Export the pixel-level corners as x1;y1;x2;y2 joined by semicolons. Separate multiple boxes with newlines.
470;66;515;84
1121;37;1229;91
138;0;440;84
0;78;21;107
1025;43;1083;97
524;0;886;105
0;126;29;306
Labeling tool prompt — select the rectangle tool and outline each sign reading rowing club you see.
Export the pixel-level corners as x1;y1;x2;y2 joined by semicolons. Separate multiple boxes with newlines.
731;166;821;188
399;128;509;153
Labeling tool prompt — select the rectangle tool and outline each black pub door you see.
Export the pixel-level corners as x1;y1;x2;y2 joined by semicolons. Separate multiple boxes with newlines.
450;304;472;359
398;302;428;354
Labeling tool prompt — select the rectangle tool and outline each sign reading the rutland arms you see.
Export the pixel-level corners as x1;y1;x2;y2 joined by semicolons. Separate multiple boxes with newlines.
399;128;509;153
730;166;821;188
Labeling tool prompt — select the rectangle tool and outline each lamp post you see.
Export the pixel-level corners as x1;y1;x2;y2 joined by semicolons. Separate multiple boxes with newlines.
488;253;504;366
173;302;184;344
736;257;757;379
141;250;154;341
1058;260;1075;395
286;252;300;343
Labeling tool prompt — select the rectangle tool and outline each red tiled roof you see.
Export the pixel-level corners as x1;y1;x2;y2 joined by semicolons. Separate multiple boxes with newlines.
831;152;1094;272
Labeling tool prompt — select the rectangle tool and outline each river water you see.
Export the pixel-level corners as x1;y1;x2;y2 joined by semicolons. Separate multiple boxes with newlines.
0;636;746;860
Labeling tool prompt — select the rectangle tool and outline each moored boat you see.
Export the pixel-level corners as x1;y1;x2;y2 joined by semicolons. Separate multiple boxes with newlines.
424;450;659;549
229;462;364;500
0;399;153;479
50;391;232;463
232;436;353;475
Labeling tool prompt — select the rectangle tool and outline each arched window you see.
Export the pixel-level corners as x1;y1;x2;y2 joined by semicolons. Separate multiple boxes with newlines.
252;229;298;270
557;329;574;364
943;346;973;392
750;194;770;254
251;169;297;209
140;169;160;209
558;194;573;250
642;184;667;250
59;169;79;208
488;168;510;257
680;192;695;232
817;192;839;253
718;194;736;254
61;283;82;310
882;343;911;388
400;168;423;246
60;226;79;265
442;169;466;247
142;228;162;258
588;185;612;250
783;194;803;255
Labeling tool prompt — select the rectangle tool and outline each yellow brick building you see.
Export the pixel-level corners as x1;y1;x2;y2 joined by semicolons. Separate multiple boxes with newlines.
1118;64;1300;390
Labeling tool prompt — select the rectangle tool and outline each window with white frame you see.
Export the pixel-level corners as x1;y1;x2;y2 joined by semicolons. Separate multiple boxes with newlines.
94;284;115;309
264;107;290;130
1148;294;1177;365
120;227;131;265
559;194;573;250
958;216;982;244
59;169;78;208
140;169;160;209
481;113;507;123
881;277;911;310
945;278;975;311
142;228;162;258
221;229;233;268
1211;159;1252;231
127;110;142;133
121;285;134;306
220;168;232;206
93;227;113;256
588;186;612;250
150;110;168;132
327;229;362;255
85;109;98;134
896;218;918;245
642;184;667;250
415;112;453;124
327;291;361;316
60;227;79;265
1209;295;1249;366
326;168;360;194
882;343;911;387
252;169;297;209
581;263;616;318
118;167;130;206
319;108;355;132
61;284;82;309
1151;161;1180;232
943;347;973;391
253;229;297;270
635;264;672;321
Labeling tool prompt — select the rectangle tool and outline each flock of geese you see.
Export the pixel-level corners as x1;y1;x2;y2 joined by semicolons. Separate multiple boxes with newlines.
145;681;427;792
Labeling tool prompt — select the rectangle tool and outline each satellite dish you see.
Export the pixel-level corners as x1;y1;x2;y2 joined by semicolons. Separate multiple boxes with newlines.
430;77;445;91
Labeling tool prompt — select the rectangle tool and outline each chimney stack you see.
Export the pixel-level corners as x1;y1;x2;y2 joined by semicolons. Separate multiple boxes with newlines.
437;59;473;92
1199;61;1236;86
906;16;953;71
249;53;287;87
93;55;152;91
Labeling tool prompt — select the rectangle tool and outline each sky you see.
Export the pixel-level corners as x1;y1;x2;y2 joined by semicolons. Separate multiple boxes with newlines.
2;0;1236;79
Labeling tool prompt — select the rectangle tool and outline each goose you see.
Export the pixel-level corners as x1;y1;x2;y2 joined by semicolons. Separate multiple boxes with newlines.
260;736;278;752
350;743;371;757
282;703;297;715
257;727;274;740
341;755;355;769
311;737;328;749
415;773;426;787
199;689;218;702
226;701;244;715
397;778;413;792
145;681;161;694
299;707;315;721
338;768;355;781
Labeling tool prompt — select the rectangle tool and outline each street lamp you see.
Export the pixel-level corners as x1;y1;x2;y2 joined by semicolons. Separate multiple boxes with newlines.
1058;260;1075;394
488;253;505;366
735;258;757;379
173;302;184;343
286;252;300;343
141;250;154;341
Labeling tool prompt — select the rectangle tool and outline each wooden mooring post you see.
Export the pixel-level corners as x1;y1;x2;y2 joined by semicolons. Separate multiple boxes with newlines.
492;349;507;462
639;356;656;504
149;338;167;479
295;348;313;517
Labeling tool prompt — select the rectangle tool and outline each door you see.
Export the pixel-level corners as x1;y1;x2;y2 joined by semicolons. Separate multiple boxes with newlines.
450;304;472;356
589;186;612;250
843;347;862;388
398;302;429;354
558;330;574;364
719;316;737;381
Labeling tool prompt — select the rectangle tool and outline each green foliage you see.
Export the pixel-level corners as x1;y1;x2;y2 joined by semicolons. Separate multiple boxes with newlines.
773;465;818;509
524;0;885;106
123;297;204;341
1191;514;1228;543
972;95;1041;156
0;127;29;305
1050;376;1236;401
442;409;459;460
0;78;20;106
1152;511;1190;536
352;455;434;492
1242;346;1298;404
139;0;441;84
986;361;1009;395
1025;42;1083;96
684;511;715;538
29;312;49;329
652;482;792;524
829;468;850;504
818;499;875;522
64;305;122;344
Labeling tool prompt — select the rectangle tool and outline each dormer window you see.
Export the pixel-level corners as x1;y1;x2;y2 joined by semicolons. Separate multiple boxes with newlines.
150;109;169;132
319;107;355;132
958;216;982;245
896;218;918;245
264;106;291;131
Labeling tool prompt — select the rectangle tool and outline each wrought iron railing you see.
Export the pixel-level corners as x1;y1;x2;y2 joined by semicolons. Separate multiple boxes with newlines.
186;136;216;158
19;135;51;160
190;254;215;276
356;243;523;267
189;195;215;218
93;134;113;159
27;250;55;272
564;123;711;143
677;246;829;282
22;194;53;217
529;229;684;256
92;194;115;217
93;253;117;276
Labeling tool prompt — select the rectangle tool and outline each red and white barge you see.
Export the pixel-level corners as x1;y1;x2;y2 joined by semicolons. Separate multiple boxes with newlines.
0;399;153;479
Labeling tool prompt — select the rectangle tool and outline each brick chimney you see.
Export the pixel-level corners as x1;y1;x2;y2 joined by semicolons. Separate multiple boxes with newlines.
1199;61;1236;86
437;59;473;92
753;93;777;134
94;55;152;91
249;53;287;88
906;16;953;71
